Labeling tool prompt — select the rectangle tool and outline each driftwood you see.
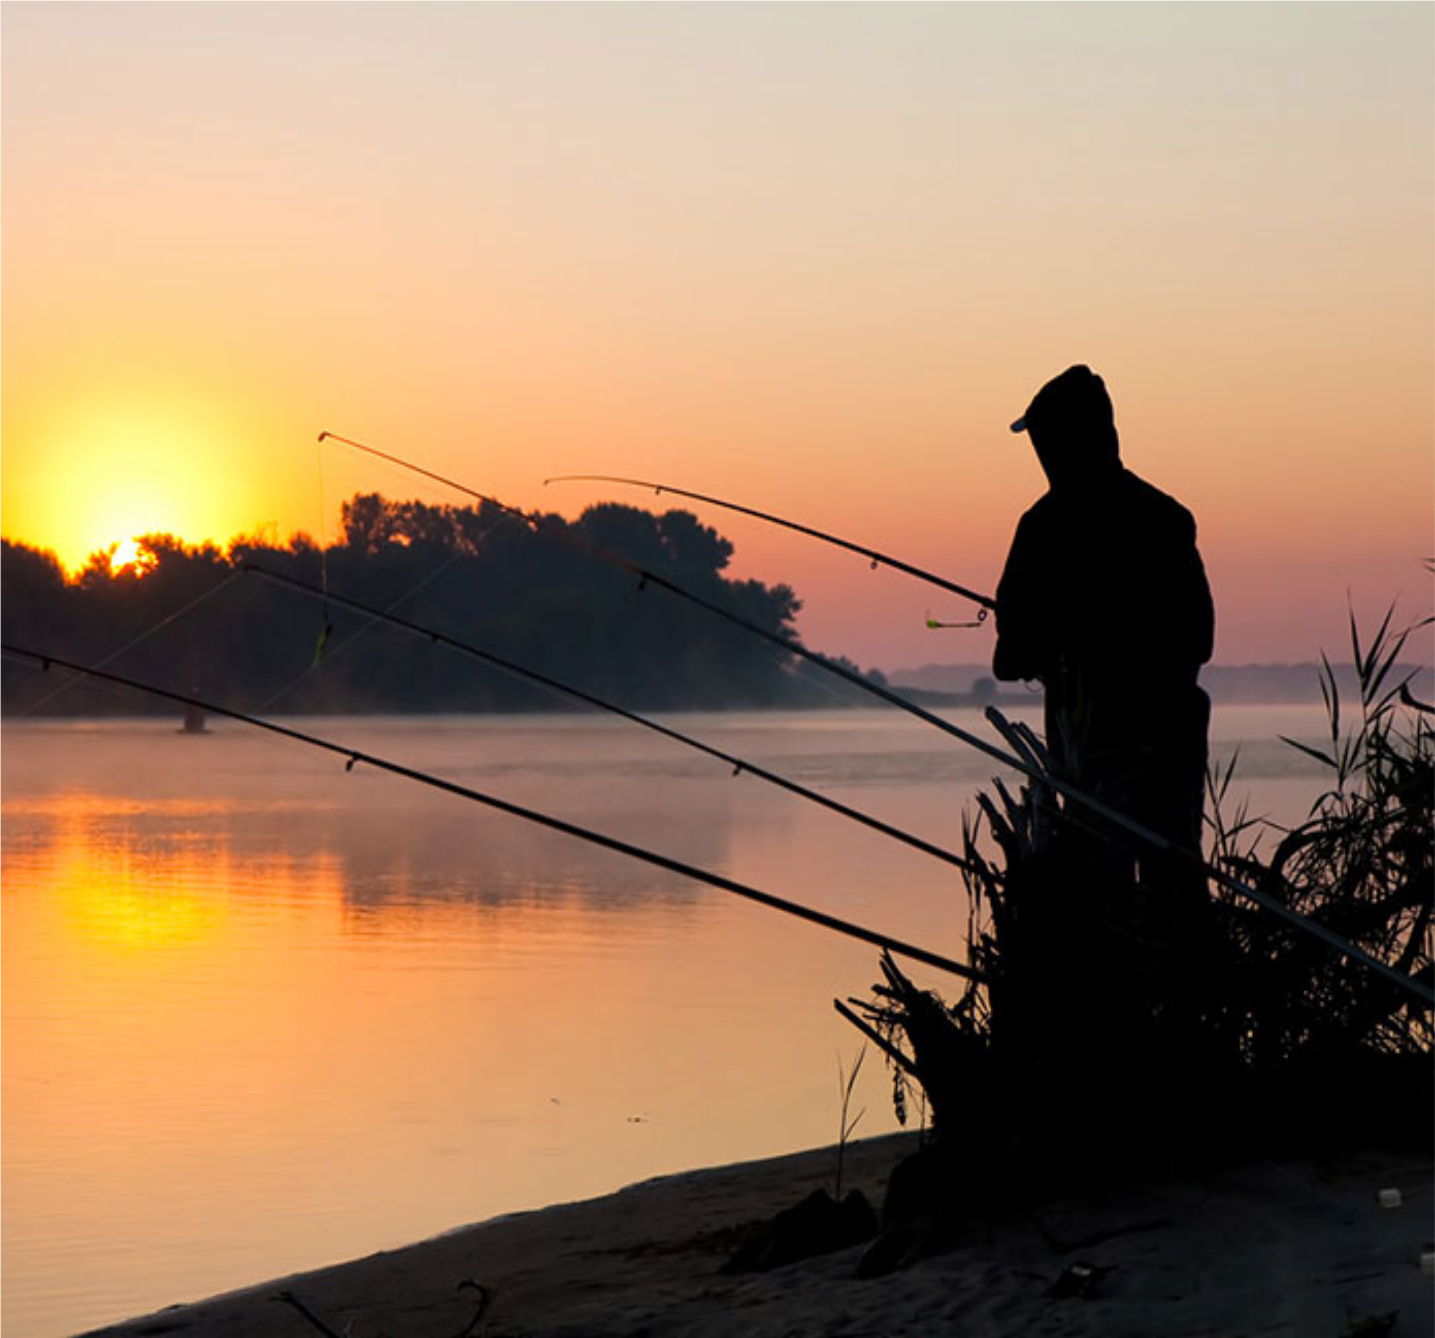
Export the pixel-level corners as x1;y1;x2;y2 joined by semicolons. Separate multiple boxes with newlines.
274;1280;492;1338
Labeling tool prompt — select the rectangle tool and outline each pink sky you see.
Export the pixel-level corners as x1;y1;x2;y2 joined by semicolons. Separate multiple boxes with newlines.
3;4;1431;668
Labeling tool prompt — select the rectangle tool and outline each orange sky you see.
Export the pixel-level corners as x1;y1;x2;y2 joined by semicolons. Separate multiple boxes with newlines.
2;4;1431;668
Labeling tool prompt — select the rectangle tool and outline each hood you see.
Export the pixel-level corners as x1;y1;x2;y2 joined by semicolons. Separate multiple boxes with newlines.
1012;365;1122;492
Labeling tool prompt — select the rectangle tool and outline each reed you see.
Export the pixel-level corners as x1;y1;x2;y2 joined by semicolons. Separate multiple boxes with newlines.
833;1045;867;1203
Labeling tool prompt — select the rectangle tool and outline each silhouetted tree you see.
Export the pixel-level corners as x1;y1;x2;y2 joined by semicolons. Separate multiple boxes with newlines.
2;495;869;716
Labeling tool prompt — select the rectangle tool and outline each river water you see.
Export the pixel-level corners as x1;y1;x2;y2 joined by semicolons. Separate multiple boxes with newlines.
2;704;1331;1337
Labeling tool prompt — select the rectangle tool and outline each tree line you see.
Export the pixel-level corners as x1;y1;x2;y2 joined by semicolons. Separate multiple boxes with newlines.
2;495;884;717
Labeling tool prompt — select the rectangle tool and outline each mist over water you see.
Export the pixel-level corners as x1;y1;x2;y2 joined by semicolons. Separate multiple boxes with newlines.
2;706;1330;1337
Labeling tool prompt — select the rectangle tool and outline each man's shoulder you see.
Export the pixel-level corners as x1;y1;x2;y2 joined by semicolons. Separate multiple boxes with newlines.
1119;469;1196;528
1013;470;1196;534
1017;489;1060;525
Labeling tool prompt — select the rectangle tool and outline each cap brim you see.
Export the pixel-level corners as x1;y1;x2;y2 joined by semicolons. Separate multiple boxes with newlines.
1009;416;1028;433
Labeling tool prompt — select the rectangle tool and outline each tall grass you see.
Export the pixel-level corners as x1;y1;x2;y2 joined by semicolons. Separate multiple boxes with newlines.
1205;607;1432;1069
844;607;1432;1180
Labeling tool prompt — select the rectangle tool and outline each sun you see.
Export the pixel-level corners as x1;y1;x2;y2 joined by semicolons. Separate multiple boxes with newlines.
1;391;275;574
111;537;142;569
109;537;158;576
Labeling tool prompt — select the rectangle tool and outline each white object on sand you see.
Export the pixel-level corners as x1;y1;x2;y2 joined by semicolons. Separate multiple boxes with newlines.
1377;1188;1402;1209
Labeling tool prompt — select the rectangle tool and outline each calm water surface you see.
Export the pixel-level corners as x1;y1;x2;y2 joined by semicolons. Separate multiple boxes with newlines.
3;705;1329;1337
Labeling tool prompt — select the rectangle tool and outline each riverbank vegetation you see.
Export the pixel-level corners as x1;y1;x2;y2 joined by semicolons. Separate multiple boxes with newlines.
845;611;1433;1261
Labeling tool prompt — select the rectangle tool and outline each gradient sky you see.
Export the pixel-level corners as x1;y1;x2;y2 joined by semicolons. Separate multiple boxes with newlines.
3;3;1431;668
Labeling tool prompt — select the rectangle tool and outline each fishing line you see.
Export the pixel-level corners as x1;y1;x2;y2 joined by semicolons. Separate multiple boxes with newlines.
247;550;466;717
319;431;1434;1005
243;562;980;875
1;643;981;983
314;434;333;666
252;473;522;717
13;570;245;717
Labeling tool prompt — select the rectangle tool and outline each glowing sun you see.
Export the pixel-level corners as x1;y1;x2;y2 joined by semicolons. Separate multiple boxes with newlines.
109;537;157;576
3;392;273;574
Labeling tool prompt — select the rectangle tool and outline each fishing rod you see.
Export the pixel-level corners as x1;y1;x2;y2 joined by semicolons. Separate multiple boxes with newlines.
321;433;991;613
319;431;1000;746
320;435;1052;789
543;473;996;615
241;561;978;875
1;643;979;983
318;432;1434;1005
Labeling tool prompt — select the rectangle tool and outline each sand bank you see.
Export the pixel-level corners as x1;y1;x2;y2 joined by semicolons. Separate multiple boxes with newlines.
80;1135;1431;1337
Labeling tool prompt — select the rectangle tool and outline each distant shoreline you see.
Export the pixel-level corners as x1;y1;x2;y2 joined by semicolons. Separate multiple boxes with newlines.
886;661;1435;707
5;662;1430;720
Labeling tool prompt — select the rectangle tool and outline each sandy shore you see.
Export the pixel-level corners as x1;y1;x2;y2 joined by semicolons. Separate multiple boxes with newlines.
80;1134;1432;1338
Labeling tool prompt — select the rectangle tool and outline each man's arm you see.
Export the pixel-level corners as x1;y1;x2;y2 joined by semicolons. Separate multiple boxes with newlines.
993;511;1050;682
1172;509;1214;671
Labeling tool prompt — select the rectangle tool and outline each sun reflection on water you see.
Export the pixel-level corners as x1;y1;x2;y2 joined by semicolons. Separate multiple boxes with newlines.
56;850;227;953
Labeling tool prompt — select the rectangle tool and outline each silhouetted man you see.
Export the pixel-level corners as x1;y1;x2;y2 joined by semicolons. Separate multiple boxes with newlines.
993;365;1214;880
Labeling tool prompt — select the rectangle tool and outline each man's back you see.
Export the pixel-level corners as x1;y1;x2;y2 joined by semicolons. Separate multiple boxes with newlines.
994;466;1213;718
